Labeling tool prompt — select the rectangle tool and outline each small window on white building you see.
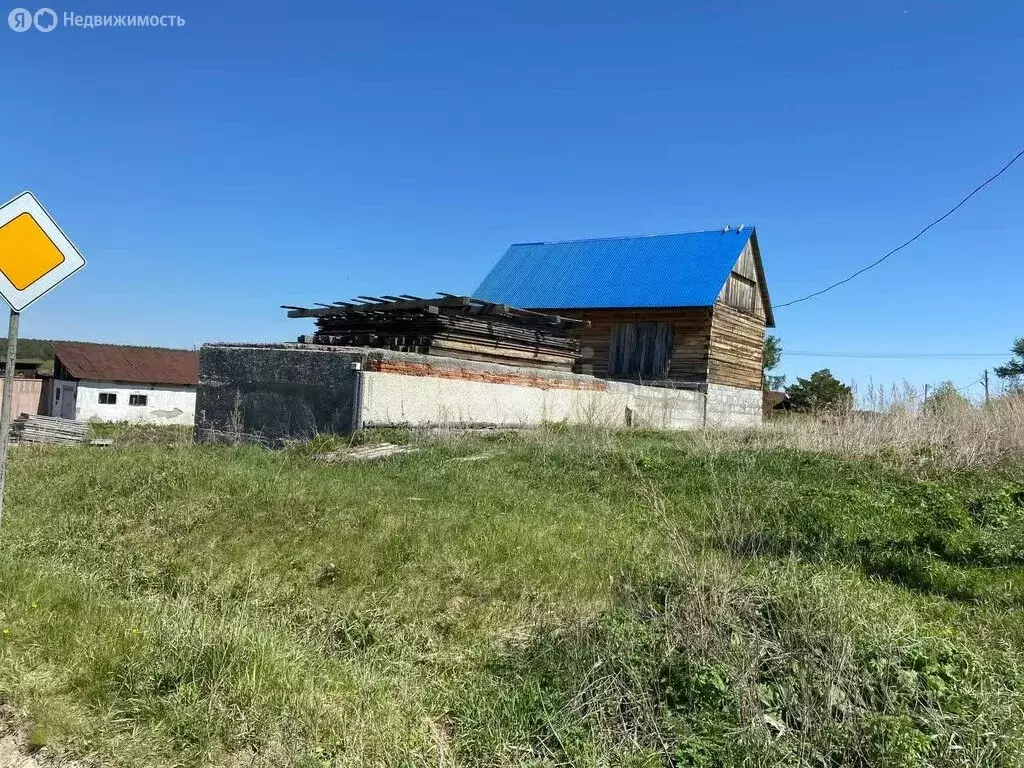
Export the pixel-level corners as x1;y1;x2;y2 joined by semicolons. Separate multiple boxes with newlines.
99;392;117;405
129;394;148;407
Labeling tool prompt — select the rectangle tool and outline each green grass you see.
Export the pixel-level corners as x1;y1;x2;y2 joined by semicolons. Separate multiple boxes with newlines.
86;421;195;445
0;427;1022;766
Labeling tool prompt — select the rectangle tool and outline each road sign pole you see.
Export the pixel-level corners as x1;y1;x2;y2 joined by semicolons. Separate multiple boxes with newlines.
0;190;86;531
0;308;20;530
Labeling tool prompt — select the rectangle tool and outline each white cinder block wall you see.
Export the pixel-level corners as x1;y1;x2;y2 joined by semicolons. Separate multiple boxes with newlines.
704;384;763;428
75;380;196;425
359;372;760;430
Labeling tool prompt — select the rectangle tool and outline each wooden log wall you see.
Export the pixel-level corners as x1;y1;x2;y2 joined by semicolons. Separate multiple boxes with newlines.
708;302;765;390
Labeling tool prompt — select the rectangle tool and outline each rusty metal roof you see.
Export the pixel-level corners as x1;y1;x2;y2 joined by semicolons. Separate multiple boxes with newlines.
51;342;198;386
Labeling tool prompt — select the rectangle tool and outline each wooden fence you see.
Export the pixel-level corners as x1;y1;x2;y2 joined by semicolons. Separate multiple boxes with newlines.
0;378;45;418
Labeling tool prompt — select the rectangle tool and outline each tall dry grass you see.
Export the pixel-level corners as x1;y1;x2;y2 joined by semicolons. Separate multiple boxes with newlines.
741;388;1024;472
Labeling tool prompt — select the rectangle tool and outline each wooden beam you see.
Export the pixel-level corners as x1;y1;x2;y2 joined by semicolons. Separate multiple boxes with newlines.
286;295;471;318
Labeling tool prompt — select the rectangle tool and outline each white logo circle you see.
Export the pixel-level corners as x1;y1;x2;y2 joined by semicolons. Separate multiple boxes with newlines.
33;7;56;31
8;7;33;31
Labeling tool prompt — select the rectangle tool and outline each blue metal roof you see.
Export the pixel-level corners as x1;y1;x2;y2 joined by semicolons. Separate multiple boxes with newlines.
474;228;757;310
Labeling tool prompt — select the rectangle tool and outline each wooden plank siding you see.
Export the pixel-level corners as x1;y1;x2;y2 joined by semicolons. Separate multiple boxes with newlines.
720;272;762;317
710;236;769;388
608;321;674;378
708;302;765;389
718;240;766;319
534;301;764;390
733;240;757;280
534;307;713;382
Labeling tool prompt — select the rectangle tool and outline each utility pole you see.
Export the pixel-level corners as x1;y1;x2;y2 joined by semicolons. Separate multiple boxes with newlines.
923;383;930;410
983;369;990;406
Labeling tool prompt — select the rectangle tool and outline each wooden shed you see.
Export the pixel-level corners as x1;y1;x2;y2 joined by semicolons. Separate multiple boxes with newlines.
474;227;773;390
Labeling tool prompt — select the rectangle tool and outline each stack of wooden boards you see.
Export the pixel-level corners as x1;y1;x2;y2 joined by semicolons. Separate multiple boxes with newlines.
284;294;584;372
12;414;88;444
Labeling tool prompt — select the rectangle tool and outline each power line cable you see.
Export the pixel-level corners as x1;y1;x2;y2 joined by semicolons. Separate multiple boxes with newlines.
773;146;1024;309
785;351;1006;359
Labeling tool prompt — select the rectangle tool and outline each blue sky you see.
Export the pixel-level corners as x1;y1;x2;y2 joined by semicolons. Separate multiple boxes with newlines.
2;0;1022;397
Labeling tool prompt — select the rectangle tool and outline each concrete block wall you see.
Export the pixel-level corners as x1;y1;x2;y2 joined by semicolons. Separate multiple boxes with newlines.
704;383;763;428
360;369;707;430
196;344;761;444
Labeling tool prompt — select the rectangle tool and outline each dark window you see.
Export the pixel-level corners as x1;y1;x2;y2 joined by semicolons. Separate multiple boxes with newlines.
129;394;148;407
608;322;674;379
55;389;60;402
99;392;117;405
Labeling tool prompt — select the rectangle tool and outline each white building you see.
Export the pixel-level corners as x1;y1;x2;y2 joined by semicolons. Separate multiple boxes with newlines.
50;342;198;425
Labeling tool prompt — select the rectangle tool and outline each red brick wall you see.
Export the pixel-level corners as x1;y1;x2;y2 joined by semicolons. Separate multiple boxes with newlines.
369;359;607;391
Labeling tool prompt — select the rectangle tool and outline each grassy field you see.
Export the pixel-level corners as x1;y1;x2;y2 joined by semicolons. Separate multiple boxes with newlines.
0;418;1023;766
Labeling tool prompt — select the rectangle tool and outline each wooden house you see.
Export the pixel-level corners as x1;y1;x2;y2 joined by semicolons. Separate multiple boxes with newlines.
474;227;773;390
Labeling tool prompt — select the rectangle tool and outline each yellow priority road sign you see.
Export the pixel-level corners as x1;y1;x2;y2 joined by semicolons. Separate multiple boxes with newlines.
0;192;86;311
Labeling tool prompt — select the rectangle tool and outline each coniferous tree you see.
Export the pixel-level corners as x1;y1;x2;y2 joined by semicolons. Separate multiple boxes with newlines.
785;369;853;411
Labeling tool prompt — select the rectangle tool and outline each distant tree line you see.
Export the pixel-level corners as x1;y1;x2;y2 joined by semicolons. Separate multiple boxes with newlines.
0;338;55;363
762;333;1024;415
0;338;56;375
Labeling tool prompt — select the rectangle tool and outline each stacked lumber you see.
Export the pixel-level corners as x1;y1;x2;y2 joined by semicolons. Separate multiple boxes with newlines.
12;414;88;444
283;294;584;372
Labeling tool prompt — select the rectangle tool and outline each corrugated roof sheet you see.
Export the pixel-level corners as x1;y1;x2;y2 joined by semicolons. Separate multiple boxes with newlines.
474;228;756;310
51;342;198;386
